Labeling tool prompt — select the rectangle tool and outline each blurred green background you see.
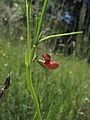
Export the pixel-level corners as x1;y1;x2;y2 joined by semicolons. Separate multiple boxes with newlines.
0;0;90;120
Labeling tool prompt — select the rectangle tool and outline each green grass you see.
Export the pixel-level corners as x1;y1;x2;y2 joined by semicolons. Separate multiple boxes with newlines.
0;39;89;120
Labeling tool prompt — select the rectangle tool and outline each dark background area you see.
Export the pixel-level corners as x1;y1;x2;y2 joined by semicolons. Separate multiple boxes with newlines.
0;0;90;60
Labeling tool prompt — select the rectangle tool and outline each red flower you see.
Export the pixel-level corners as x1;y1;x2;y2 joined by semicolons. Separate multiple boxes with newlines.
37;53;59;70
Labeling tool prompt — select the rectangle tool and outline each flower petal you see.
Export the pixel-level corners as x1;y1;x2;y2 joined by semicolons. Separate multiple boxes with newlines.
44;61;59;70
42;53;51;62
37;53;59;70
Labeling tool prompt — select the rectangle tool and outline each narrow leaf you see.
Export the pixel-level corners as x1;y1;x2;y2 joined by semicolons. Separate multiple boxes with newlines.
39;31;83;43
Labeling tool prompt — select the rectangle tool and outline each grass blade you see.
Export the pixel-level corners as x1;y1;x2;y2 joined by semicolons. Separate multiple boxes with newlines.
46;98;54;120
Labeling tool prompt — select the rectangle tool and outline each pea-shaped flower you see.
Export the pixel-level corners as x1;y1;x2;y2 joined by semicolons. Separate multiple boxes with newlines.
37;53;59;70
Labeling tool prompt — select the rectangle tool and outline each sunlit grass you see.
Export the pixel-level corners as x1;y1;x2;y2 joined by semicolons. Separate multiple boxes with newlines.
0;39;89;120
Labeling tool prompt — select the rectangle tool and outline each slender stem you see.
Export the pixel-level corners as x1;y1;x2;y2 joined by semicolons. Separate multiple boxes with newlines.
26;1;42;120
31;0;49;61
26;0;31;63
26;66;42;120
39;31;83;43
36;0;48;42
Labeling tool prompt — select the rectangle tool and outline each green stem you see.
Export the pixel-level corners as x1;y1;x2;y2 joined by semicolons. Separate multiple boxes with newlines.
26;0;31;63
31;0;49;61
36;0;48;40
26;1;42;120
26;66;42;120
39;31;83;43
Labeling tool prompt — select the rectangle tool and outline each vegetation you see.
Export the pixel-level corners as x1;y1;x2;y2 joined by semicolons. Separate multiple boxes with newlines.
0;38;89;120
0;0;90;120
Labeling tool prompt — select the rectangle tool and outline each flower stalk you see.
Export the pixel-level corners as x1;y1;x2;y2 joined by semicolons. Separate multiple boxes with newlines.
25;1;42;120
25;0;83;120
